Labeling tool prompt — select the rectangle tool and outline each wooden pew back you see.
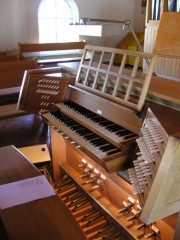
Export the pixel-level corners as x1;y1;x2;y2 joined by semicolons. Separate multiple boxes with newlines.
0;58;39;119
0;51;7;56
18;41;86;60
0;59;38;89
0;54;19;62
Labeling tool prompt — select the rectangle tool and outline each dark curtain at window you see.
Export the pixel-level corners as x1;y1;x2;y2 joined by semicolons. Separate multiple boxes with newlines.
152;0;179;20
168;0;180;12
152;0;161;20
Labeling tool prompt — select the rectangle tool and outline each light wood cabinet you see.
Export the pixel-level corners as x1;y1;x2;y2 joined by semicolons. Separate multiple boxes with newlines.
143;0;180;81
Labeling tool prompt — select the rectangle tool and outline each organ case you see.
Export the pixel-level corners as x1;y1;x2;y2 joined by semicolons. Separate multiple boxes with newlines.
18;45;156;172
17;45;180;240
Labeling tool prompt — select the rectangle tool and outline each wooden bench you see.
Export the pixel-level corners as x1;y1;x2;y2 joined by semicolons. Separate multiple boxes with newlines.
18;41;86;67
0;58;39;119
0;51;7;56
0;54;19;62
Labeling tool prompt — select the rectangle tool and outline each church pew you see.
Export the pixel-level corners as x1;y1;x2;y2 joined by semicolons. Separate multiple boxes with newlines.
0;58;39;119
18;41;86;67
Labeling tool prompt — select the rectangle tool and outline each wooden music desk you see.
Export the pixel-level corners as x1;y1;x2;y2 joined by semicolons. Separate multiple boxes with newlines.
58;61;180;108
0;145;86;240
58;61;180;135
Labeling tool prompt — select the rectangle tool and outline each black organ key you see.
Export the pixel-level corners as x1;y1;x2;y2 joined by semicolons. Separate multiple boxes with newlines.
106;124;123;132
99;121;114;127
50;110;121;157
84;134;99;140
62;101;137;140
71;125;84;130
116;129;132;137
100;145;117;152
96;119;109;125
52;110;62;118
90;138;107;146
75;129;92;135
65;102;90;115
64;120;76;125
84;112;98;118
106;149;120;155
91;116;105;123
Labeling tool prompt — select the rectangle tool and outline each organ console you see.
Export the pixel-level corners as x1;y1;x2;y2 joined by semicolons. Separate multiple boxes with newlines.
17;45;180;240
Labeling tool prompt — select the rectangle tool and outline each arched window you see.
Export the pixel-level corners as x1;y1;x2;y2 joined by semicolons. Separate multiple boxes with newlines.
38;0;79;43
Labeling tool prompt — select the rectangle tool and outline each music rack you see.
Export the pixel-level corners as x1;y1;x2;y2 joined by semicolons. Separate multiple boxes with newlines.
75;45;156;111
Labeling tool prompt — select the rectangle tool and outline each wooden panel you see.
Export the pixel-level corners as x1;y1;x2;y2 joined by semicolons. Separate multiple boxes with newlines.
0;145;86;240
148;74;180;104
144;20;159;53
0;54;19;62
69;86;142;134
127;109;180;224
19;42;85;53
144;16;180;79
50;125;177;240
153;12;180;57
0;59;38;89
0;103;26;120
17;67;72;114
0;59;38;72
18;144;51;164
140;134;180;224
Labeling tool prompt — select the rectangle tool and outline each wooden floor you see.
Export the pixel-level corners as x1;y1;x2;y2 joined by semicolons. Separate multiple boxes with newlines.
0;114;49;148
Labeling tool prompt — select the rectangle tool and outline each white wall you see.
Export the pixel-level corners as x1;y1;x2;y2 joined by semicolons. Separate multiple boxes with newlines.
0;0;145;51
